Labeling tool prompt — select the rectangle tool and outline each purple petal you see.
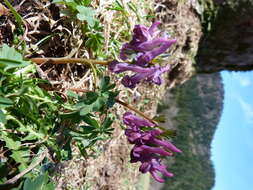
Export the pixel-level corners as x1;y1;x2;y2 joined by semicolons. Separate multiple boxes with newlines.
120;43;136;60
149;158;173;182
150;170;165;183
139;162;151;173
122;72;151;88
136;38;170;52
109;61;150;74
134;145;173;156
119;22;176;63
148;21;161;36
125;128;142;143
150;129;163;136
152;138;182;153
121;75;138;89
132;24;150;42
112;64;171;88
151;159;174;177
146;65;171;85
136;39;176;65
123;112;155;128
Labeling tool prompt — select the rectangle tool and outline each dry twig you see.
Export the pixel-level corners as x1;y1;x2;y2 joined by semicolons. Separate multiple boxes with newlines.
4;149;48;185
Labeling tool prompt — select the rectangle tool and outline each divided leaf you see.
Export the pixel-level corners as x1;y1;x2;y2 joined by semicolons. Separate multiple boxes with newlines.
0;96;13;108
0;44;30;70
23;173;55;190
76;6;96;27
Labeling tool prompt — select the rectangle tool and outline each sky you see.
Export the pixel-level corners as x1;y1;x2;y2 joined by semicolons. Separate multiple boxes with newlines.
211;71;253;190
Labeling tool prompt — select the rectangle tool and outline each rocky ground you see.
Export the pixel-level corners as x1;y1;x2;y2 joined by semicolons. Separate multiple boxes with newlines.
0;0;204;189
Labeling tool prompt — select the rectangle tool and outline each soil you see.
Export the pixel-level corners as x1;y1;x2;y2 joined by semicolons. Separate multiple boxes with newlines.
0;0;203;189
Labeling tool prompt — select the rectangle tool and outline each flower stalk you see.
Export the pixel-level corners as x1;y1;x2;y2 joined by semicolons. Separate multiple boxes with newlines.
115;98;157;125
69;88;157;125
31;57;110;65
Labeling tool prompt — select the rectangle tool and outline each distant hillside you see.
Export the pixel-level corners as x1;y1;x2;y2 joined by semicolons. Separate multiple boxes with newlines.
150;73;224;190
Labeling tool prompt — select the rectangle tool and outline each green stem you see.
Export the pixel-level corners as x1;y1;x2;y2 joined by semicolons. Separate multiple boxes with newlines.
69;88;157;125
115;98;157;125
3;0;24;33
31;57;111;66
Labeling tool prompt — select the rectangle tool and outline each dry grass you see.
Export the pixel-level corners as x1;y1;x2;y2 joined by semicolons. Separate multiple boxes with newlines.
0;0;203;189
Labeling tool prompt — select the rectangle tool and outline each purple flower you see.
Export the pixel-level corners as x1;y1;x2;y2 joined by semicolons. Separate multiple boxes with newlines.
130;148;173;183
109;21;176;88
120;21;176;66
140;158;173;183
123;112;181;183
109;61;170;88
123;112;155;129
125;128;182;153
132;144;173;158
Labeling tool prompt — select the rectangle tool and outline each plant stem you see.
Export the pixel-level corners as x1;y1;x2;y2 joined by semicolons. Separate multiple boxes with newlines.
3;0;24;33
69;88;157;125
31;57;110;66
115;99;157;125
3;149;48;185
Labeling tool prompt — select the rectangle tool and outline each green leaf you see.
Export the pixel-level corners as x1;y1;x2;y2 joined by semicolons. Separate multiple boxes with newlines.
85;32;104;52
100;76;116;92
3;0;24;34
22;134;38;141
67;90;79;99
1;135;21;150
80;125;96;133
23;173;55;190
53;0;78;10
79;96;106;115
52;0;64;3
7;87;29;97
158;126;177;138
153;115;166;123
85;91;99;104
0;110;6;124
0;96;14;108
108;0;125;12
77;142;88;157
101;117;113;130
82;115;99;128
0;44;30;70
11;150;29;171
76;6;96;27
100;76;110;91
107;91;119;107
0;163;9;180
60;111;82;123
82;0;91;6
79;104;93;116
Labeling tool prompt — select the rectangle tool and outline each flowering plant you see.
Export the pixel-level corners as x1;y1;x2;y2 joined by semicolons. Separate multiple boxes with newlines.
109;21;176;88
108;22;181;182
123;112;181;183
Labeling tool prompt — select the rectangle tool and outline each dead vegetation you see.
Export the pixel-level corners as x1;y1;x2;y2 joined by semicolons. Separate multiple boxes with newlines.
0;0;203;189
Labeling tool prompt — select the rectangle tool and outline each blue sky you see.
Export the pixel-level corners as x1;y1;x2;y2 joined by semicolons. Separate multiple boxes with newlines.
211;71;253;190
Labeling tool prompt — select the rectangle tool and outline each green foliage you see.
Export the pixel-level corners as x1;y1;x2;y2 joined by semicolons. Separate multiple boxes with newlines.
76;79;118;115
0;44;117;188
197;0;218;35
0;44;30;70
84;26;104;52
160;74;223;190
52;0;104;56
52;0;97;27
23;173;55;190
76;6;96;27
3;0;24;34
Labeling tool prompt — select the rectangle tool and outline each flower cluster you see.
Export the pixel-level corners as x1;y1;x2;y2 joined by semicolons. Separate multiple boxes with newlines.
123;112;181;183
109;21;176;88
